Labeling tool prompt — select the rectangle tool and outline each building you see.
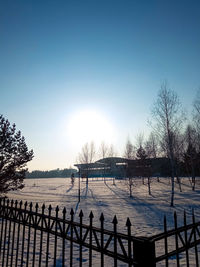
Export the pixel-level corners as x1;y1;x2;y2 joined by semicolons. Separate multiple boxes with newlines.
74;157;171;179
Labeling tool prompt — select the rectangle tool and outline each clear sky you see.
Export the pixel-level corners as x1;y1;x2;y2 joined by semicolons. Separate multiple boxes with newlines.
1;0;200;171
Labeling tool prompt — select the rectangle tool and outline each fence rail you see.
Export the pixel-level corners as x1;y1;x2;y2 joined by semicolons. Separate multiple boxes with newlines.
0;198;200;266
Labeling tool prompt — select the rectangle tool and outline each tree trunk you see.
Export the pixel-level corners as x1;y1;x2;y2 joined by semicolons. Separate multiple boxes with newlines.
148;177;151;195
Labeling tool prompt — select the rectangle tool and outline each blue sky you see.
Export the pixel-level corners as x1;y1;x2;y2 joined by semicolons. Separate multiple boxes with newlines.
1;0;200;170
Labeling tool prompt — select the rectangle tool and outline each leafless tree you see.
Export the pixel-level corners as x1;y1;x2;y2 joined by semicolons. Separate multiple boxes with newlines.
98;141;109;182
108;144;117;157
78;142;96;184
135;133;144;149
184;125;198;190
193;88;200;131
78;142;96;164
99;141;109;159
124;138;135;159
151;82;185;206
193;88;200;152
124;138;135;197
145;132;158;158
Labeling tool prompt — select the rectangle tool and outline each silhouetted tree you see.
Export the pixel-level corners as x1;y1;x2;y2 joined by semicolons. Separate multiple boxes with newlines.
0;115;34;194
184;125;198;190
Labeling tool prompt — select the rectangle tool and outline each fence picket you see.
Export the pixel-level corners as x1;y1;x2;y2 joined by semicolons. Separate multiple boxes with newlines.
184;211;190;267
174;212;180;267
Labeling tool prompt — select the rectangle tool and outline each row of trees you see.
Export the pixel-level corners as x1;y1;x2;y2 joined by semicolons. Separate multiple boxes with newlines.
78;83;200;206
26;168;77;179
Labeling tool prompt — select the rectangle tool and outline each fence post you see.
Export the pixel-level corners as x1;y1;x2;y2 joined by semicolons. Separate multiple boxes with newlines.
133;237;156;267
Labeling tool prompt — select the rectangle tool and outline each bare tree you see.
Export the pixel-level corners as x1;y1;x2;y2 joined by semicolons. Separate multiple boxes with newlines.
98;141;109;181
124;138;135;197
184;125;198;190
78;142;96;183
108;144;117;157
124;138;135;159
99;141;109;159
193;88;200;152
145;132;158;158
151;82;185;206
78;142;96;164
135;133;144;149
193;88;200;131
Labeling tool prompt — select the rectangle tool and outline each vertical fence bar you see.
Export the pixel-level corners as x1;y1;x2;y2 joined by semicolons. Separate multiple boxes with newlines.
6;199;12;267
70;208;74;267
2;198;8;267
0;198;4;259
126;217;132;267
10;200;17;267
184;211;189;267
53;206;59;266
100;213;104;267
15;200;23;267
164;215;168;267
192;210;199;267
79;210;83;267
32;203;39;267
89;211;94;267
174;212;180;267
26;202;32;267
46;204;52;267
113;215;118;267
62;207;66;267
39;204;45;267
20;201;27;267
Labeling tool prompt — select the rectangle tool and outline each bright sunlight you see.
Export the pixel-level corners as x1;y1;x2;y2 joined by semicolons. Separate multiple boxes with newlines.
67;109;115;147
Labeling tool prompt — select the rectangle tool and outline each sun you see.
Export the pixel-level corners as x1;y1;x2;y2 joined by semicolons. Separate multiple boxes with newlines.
67;109;114;147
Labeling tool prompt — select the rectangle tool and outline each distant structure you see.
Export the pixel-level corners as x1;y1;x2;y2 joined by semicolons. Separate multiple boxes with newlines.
74;157;171;179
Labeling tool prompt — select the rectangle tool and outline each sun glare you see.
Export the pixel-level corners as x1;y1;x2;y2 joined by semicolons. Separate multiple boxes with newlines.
67;110;114;147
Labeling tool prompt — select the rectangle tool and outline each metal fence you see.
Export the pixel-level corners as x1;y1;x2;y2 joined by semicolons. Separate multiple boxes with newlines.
0;198;199;266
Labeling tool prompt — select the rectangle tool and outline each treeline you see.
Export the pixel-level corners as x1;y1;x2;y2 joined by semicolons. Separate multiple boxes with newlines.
26;168;77;179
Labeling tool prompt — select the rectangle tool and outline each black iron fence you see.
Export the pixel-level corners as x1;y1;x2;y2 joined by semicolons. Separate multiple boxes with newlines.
0;198;199;266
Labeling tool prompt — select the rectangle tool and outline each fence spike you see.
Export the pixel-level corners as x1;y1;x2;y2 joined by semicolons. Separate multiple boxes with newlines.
164;215;167;231
11;199;14;206
48;204;52;211
62;207;66;214
42;203;45;211
112;215;118;224
24;201;28;208
35;203;39;210
55;205;59;213
100;212;104;222
19;200;23;207
15;200;18;207
70;208;74;216
89;211;94;219
6;198;9;205
126;217;131;227
29;202;33;210
184;210;187;225
79;209;84;217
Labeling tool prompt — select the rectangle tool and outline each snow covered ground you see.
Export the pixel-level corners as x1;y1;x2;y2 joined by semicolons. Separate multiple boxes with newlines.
6;177;200;236
2;177;200;266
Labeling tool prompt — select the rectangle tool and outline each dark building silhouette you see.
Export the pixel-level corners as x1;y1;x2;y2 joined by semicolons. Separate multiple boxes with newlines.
75;157;171;179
